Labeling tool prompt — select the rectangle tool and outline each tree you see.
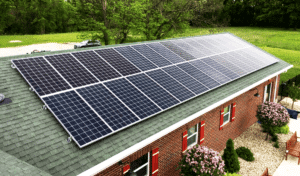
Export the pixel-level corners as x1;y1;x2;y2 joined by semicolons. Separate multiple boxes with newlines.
0;0;14;34
222;138;240;173
288;82;300;110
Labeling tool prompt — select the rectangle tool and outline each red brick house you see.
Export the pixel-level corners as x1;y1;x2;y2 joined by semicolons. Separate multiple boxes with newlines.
0;33;292;176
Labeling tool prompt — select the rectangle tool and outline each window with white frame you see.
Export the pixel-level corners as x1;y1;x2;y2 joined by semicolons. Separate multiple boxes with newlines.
125;153;150;176
264;83;272;102
187;124;198;148
223;105;231;125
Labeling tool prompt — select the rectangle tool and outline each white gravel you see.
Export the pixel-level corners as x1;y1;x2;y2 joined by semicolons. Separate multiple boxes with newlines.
0;42;77;57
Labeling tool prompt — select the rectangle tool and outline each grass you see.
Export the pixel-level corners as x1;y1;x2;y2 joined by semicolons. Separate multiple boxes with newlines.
0;26;299;83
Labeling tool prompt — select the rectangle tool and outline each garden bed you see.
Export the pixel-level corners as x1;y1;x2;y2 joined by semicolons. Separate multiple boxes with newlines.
218;122;293;176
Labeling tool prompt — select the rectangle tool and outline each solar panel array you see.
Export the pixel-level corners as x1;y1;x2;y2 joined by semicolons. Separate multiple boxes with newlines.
11;33;279;148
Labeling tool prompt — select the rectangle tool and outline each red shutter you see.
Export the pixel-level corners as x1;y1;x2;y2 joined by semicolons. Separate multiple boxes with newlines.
123;164;130;175
231;103;236;122
200;121;205;145
182;131;188;153
220;109;224;130
152;148;159;176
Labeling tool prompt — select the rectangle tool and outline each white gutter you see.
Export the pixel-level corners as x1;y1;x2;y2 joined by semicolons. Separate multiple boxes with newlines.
78;65;293;176
273;75;278;102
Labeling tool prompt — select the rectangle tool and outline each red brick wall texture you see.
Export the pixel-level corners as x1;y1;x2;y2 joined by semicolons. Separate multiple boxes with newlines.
95;75;279;176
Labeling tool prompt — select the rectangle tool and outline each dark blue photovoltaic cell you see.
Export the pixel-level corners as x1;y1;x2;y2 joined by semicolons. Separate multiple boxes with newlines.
235;50;268;67
219;52;255;73
45;54;99;88
193;38;223;54
127;73;179;109
210;35;240;50
177;63;220;89
146;43;185;64
162;66;209;95
71;51;121;81
201;36;230;52
171;40;206;58
160;41;196;61
12;57;71;96
104;78;161;119
132;44;172;67
190;59;231;84
146;69;194;101
183;38;214;57
43;91;112;147
209;55;247;76
201;57;240;80
223;34;249;48
77;84;140;131
95;48;140;76
114;46;157;71
242;47;278;64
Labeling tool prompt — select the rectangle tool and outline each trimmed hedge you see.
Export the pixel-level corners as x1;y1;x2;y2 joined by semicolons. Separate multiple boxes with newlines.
235;147;255;162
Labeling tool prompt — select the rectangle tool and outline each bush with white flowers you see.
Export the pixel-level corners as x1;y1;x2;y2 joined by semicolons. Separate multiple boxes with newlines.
176;144;226;176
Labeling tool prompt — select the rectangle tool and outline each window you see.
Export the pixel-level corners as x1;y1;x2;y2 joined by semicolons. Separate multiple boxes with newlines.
125;153;150;176
264;83;272;102
223;105;231;125
187;124;198;148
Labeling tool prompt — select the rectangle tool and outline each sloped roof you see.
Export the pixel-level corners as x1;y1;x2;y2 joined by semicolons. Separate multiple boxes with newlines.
0;33;292;176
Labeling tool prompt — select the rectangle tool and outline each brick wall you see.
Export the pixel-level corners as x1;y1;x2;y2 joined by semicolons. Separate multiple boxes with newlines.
95;75;279;176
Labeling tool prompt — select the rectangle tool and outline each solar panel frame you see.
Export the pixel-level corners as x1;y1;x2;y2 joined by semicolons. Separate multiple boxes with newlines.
11;32;280;148
11;56;72;96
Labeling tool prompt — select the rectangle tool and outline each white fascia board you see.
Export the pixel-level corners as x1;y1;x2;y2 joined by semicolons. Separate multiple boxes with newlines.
78;64;293;176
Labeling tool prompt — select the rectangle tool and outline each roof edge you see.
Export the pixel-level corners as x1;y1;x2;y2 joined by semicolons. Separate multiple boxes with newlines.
78;64;293;176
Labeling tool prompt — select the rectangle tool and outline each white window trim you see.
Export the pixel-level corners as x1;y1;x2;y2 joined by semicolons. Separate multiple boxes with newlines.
223;105;231;125
187;124;199;149
132;152;150;176
264;83;272;102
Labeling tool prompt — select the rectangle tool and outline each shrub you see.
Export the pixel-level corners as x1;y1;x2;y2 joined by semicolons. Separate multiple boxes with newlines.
225;173;242;176
272;124;289;134
257;101;290;127
235;147;255;162
176;144;226;176
273;141;279;148
222;139;240;173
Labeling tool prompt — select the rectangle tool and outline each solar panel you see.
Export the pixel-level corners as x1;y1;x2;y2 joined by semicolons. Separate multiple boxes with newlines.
171;39;206;58
43;90;112;147
182;38;215;56
104;78;161;119
219;52;255;73
193;38;223;54
200;57;240;80
146;43;185;64
77;84;140;131
190;59;231;84
127;73;179;109
45;54;99;88
95;48;141;76
230;51;262;69
71;51;121;81
162;66;209;95
132;44;172;67
209;55;247;76
114;46;157;71
11;57;71;96
146;69;195;101
177;63;220;89
160;41;196;61
12;33;280;148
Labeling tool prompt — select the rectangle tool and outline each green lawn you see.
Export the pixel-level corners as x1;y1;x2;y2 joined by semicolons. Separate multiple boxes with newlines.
0;27;299;83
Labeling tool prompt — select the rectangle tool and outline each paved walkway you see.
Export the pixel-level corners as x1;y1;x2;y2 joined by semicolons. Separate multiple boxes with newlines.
272;97;300;176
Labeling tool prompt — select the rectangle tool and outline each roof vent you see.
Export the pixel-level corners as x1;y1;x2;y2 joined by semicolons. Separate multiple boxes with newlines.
0;94;12;106
0;94;4;103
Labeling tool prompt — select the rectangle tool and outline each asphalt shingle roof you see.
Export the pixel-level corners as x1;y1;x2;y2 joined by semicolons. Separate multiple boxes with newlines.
0;33;292;176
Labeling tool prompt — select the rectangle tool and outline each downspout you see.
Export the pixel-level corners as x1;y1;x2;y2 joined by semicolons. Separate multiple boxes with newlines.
273;75;278;102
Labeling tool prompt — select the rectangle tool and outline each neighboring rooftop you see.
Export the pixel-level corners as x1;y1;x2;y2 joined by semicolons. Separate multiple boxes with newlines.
0;33;292;176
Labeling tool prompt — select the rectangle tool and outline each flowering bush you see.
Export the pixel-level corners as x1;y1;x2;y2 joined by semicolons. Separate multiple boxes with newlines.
257;101;290;127
176;144;226;176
